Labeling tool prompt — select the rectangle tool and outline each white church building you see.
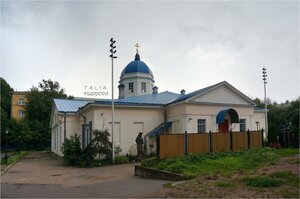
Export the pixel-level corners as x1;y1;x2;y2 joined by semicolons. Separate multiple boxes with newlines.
50;51;266;156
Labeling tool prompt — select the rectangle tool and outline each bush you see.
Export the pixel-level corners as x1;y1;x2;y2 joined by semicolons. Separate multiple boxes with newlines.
141;157;160;167
61;134;82;166
114;156;129;164
61;130;113;167
167;162;187;173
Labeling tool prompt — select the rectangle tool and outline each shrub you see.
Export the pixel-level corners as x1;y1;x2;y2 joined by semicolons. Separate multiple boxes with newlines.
61;130;113;167
167;162;188;173
141;157;160;167
61;134;82;166
114;156;129;164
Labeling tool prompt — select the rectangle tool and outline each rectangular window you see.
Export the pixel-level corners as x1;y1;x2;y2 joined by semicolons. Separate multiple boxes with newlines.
141;82;146;93
18;110;25;118
18;98;25;105
240;119;246;132
197;119;206;133
129;83;134;93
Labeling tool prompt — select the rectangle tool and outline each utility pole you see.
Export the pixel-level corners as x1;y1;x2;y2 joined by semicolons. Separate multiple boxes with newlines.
110;38;117;163
262;67;268;141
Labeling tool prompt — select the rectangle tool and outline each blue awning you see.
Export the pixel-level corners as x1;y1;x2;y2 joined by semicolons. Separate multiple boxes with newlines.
148;122;172;137
216;108;239;124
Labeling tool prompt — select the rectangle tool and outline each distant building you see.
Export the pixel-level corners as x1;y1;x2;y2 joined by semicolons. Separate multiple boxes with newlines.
11;91;27;120
50;50;266;156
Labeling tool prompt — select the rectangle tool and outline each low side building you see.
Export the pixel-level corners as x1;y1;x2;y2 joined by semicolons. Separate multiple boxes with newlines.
11;91;27;120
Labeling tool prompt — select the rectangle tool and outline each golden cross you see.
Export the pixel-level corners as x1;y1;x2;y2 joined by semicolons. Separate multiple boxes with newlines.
134;43;140;53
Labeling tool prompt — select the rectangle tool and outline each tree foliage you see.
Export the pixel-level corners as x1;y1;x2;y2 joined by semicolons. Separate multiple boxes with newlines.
254;97;299;146
25;79;68;149
92;129;112;159
61;129;112;167
1;77;13;145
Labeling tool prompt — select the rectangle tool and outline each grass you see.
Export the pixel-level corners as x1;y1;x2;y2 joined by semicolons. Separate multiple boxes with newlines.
141;148;298;179
241;176;283;187
215;181;236;189
1;151;27;165
269;171;299;187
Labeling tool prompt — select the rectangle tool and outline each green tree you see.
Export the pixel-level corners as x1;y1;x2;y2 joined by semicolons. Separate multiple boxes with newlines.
25;79;68;149
0;77;13;145
92;129;112;159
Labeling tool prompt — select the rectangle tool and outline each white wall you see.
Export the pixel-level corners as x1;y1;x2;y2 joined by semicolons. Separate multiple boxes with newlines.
86;106;164;155
51;109;82;156
167;103;265;134
119;73;154;98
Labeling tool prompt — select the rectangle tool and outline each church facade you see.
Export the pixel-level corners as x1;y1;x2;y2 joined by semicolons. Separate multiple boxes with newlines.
50;51;266;156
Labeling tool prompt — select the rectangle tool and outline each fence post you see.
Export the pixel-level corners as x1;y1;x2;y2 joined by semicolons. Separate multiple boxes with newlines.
184;131;188;155
261;128;264;147
156;133;160;159
230;130;233;150
247;129;250;149
209;130;212;152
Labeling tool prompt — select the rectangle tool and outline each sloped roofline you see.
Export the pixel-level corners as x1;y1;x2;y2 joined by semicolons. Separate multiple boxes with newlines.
168;81;256;106
51;81;256;114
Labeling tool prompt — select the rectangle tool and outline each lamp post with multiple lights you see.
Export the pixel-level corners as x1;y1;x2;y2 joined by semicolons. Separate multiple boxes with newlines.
110;38;117;163
262;67;268;141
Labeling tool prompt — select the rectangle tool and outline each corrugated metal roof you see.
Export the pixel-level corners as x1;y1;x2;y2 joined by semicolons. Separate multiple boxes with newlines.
54;99;93;113
53;81;256;112
114;91;180;105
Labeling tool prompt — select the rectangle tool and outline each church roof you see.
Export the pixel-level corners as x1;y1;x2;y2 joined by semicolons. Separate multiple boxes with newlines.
54;99;92;113
120;53;153;78
53;81;256;113
115;91;180;105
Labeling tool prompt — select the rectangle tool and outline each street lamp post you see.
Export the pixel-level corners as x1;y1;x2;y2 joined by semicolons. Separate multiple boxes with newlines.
109;38;117;163
262;67;268;141
5;129;9;164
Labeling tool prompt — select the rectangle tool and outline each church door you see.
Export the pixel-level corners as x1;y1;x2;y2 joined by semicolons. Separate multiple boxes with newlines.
219;119;229;133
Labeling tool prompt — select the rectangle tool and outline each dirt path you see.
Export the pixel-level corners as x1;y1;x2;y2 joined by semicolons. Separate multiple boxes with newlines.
153;154;299;198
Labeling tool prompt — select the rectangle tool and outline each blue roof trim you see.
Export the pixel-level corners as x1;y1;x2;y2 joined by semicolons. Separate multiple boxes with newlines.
216;108;239;124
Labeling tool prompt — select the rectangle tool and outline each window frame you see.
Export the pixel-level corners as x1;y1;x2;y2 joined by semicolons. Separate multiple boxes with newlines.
141;82;146;93
18;110;25;118
197;119;206;133
240;119;246;132
129;82;134;93
18;98;25;105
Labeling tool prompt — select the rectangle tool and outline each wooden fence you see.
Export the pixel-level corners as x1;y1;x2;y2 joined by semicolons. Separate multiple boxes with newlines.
159;130;263;159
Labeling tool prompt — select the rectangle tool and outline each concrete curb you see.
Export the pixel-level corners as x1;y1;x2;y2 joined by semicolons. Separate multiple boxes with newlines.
1;160;17;176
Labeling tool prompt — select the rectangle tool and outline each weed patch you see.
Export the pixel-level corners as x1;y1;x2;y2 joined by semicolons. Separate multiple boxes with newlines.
269;171;299;187
215;181;236;189
241;176;282;187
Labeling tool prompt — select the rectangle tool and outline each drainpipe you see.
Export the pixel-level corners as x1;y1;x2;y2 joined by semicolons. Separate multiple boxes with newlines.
64;112;67;139
80;113;87;148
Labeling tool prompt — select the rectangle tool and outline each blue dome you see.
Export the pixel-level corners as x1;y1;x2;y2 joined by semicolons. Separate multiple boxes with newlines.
121;53;153;77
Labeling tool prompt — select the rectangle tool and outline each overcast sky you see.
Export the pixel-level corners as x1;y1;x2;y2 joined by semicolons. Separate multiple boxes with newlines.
1;0;299;103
